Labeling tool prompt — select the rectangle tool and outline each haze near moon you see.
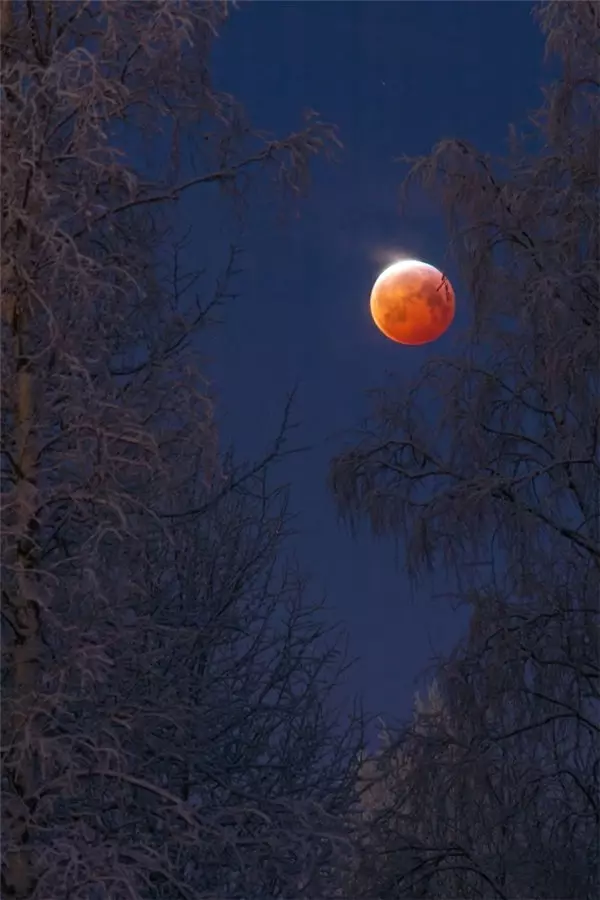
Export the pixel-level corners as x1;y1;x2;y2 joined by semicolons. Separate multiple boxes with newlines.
370;259;455;346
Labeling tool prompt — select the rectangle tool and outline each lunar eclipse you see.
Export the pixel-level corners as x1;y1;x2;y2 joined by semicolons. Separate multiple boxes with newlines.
370;259;455;345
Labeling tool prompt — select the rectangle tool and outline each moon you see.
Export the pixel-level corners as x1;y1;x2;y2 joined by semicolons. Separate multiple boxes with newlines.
370;258;455;346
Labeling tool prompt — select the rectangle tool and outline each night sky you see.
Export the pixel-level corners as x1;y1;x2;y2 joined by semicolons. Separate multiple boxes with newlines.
175;1;548;735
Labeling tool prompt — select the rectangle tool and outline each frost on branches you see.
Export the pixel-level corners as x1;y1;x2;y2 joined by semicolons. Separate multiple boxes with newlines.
331;3;599;898
1;3;360;898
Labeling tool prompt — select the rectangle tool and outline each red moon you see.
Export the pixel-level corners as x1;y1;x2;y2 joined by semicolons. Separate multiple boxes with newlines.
370;259;455;346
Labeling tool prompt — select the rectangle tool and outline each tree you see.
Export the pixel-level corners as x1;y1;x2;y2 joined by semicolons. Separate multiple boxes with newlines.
330;2;599;897
1;2;361;896
352;618;598;899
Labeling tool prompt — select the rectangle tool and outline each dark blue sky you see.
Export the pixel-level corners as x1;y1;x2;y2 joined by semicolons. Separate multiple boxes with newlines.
178;1;548;731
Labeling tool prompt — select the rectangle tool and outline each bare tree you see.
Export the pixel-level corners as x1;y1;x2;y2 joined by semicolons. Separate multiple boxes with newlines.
352;609;598;899
1;2;361;897
44;430;363;899
330;2;599;897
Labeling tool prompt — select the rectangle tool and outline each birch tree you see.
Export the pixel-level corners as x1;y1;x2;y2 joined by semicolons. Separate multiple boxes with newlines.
331;2;599;896
353;619;598;898
1;2;360;897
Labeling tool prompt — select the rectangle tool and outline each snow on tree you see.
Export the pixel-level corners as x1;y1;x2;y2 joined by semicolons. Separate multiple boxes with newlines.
1;3;360;897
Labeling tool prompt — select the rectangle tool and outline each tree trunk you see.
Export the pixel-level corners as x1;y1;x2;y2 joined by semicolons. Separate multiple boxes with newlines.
3;288;41;897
